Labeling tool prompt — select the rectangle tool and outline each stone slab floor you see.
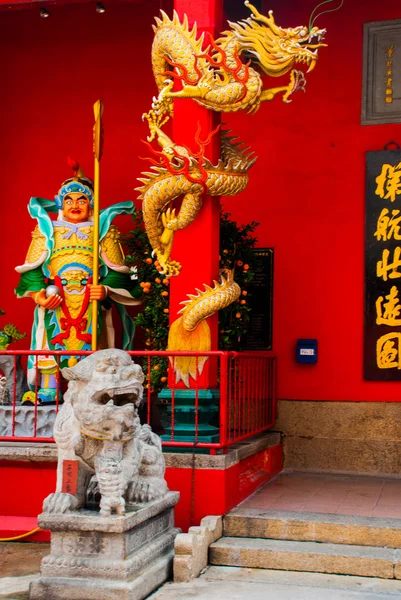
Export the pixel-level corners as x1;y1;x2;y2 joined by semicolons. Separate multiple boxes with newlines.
240;472;401;517
0;542;48;599
150;566;401;599
3;561;401;600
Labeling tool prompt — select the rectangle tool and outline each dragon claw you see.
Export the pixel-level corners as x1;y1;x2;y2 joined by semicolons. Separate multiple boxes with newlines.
282;69;307;103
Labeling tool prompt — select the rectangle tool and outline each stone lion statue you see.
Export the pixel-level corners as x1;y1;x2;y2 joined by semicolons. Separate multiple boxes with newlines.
43;349;168;517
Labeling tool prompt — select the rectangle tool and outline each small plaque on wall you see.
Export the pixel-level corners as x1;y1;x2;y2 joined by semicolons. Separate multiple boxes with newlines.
364;149;401;380
362;19;401;125
240;248;273;351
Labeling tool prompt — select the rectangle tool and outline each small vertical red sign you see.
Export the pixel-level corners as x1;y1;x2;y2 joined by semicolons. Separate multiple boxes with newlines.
62;460;78;495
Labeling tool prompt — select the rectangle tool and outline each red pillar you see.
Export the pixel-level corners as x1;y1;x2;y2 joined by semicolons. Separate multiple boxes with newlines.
170;0;223;387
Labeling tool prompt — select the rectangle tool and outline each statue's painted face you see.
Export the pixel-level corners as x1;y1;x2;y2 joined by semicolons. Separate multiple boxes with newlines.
63;193;91;224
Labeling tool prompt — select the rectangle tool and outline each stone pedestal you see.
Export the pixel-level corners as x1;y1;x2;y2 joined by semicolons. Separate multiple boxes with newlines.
29;491;180;600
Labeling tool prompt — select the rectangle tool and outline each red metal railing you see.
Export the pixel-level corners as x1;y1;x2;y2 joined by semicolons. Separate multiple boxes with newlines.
0;350;277;451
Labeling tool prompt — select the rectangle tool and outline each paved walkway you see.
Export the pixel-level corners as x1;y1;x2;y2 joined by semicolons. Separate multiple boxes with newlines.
240;472;401;518
150;566;401;600
0;542;47;599
3;563;401;599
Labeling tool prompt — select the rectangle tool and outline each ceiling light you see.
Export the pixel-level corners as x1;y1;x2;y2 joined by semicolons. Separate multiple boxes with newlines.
96;2;106;13
40;7;50;18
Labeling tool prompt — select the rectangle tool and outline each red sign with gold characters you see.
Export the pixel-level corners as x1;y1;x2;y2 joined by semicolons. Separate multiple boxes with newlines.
61;459;79;495
365;149;401;379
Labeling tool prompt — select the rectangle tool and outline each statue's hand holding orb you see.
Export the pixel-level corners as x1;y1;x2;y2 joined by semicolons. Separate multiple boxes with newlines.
33;288;63;309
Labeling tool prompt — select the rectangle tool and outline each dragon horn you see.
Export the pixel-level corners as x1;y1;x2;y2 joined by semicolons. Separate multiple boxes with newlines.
244;1;280;34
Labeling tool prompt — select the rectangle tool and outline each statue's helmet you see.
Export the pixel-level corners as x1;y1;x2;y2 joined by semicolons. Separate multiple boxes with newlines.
54;158;94;210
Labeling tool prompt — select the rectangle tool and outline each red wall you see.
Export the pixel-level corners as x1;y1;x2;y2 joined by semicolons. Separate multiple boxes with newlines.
1;0;401;402
0;0;171;347
222;0;401;402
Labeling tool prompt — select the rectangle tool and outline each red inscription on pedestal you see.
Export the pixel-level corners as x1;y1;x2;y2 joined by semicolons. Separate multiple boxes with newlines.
61;460;78;495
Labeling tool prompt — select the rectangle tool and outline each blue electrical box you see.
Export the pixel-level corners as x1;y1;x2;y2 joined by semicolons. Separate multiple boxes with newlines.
296;339;318;364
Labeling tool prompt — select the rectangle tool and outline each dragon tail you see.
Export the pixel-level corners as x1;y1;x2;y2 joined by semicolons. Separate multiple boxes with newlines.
167;270;240;386
167;318;210;387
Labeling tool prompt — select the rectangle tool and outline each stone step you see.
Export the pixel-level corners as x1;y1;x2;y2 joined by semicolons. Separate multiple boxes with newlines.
224;509;401;548
209;537;401;579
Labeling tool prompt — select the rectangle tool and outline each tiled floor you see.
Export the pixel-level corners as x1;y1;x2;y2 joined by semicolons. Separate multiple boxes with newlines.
240;472;401;518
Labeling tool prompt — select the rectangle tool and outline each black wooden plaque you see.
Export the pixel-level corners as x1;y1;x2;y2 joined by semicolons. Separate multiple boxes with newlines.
365;149;401;380
241;248;273;351
362;20;401;125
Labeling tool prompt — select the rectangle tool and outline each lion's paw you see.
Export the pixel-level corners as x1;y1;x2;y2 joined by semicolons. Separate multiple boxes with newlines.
127;477;168;504
43;492;81;514
99;495;126;517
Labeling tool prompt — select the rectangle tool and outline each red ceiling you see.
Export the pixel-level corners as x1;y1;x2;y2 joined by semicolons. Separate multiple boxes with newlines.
0;0;144;10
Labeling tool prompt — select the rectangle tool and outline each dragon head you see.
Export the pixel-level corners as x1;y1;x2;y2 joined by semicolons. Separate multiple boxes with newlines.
228;1;326;78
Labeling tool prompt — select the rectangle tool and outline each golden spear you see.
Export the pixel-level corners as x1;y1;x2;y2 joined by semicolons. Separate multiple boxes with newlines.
92;99;104;350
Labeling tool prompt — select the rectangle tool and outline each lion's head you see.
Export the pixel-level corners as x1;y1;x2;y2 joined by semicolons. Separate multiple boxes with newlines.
62;349;144;442
228;1;326;78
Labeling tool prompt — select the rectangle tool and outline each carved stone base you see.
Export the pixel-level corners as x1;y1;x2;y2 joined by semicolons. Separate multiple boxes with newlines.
29;491;180;600
0;405;57;438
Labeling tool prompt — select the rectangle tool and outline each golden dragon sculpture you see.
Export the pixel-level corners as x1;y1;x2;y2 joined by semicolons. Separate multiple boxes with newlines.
137;121;256;277
151;1;326;114
138;2;326;385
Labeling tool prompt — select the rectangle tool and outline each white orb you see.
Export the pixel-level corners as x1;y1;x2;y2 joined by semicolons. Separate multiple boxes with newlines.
45;285;61;298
